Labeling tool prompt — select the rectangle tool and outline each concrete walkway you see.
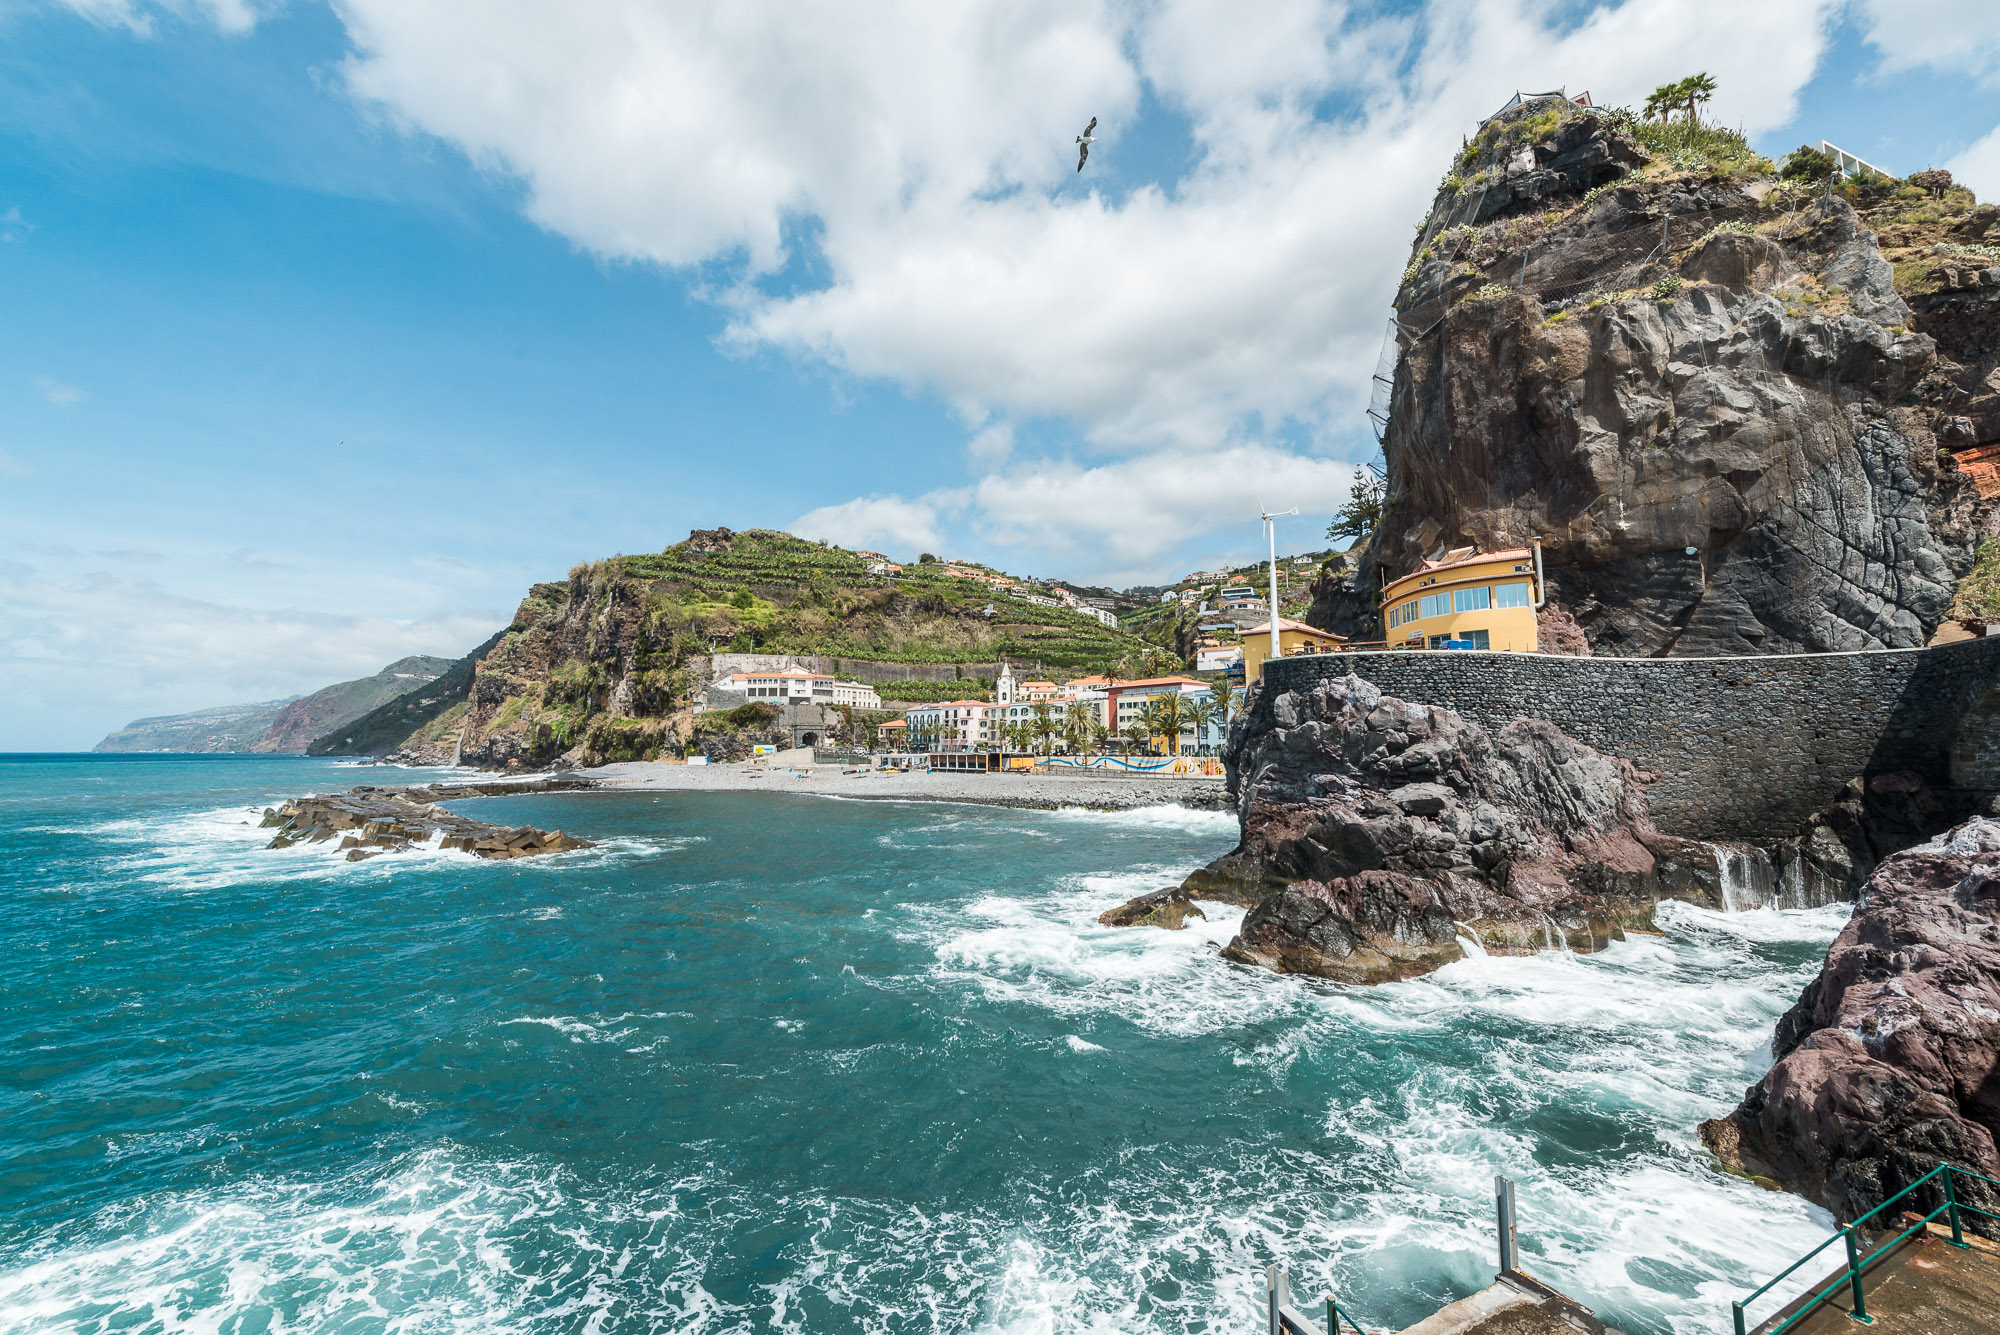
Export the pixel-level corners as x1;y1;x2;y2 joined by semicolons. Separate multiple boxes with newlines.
1395;1270;1619;1335
1760;1223;2000;1335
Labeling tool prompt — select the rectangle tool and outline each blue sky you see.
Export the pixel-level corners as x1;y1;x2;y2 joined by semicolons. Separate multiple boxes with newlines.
5;0;2000;749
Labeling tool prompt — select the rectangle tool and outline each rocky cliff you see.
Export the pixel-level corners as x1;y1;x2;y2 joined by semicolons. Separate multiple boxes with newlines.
1315;101;1995;655
1701;818;2000;1233
1157;672;1722;983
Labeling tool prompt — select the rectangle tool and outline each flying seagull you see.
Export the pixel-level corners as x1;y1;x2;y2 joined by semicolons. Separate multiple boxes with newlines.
1075;116;1096;172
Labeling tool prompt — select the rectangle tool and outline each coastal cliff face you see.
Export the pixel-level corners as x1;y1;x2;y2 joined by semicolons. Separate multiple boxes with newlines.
1175;673;1718;983
1315;104;1994;655
1701;818;2000;1233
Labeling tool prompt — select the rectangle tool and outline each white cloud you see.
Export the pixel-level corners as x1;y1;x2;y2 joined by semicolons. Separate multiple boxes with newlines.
60;0;266;37
1947;123;2000;201
33;376;85;407
789;492;962;560
1856;1;2000;83
792;442;1357;584
0;450;33;478
326;0;1836;578
966;423;1014;468
0;206;30;242
0;559;496;750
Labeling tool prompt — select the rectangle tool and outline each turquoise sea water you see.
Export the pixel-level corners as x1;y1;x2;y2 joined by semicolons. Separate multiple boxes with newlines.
0;754;1843;1334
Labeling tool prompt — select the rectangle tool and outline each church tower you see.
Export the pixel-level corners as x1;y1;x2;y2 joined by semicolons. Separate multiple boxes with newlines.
995;661;1015;706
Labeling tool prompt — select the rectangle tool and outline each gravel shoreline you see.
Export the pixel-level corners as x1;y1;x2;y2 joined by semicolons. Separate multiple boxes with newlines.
581;760;1232;812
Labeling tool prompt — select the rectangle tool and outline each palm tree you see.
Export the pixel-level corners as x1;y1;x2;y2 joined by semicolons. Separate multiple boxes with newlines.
1122;719;1154;753
1185;695;1221;755
1642;80;1679;124
1030;702;1057;755
1680;73;1716;128
1149;692;1189;756
1063;700;1094;755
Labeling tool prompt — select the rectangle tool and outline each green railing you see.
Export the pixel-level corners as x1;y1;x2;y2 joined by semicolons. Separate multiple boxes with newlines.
1732;1162;2000;1335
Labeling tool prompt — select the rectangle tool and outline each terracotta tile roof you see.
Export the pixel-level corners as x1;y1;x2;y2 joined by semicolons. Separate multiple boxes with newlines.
1954;444;2000;499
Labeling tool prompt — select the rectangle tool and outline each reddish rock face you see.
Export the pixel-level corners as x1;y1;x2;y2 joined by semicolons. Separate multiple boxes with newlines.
1702;819;2000;1233
1175;673;1722;982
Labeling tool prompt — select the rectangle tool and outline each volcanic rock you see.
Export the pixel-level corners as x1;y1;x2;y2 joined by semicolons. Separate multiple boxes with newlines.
1313;102;1985;655
261;777;596;862
1183;673;1712;982
1098;887;1208;931
1700;818;2000;1233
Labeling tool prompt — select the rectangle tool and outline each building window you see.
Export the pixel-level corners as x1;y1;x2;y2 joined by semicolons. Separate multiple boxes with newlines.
1454;586;1491;613
1496;580;1533;608
1418;592;1449;619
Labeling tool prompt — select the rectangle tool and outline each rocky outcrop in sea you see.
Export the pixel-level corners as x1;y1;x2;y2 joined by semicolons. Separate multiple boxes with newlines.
260;778;596;861
1701;818;2000;1233
1138;673;1722;983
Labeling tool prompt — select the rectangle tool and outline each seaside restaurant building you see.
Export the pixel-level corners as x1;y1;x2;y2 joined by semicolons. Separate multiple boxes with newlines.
1380;545;1543;651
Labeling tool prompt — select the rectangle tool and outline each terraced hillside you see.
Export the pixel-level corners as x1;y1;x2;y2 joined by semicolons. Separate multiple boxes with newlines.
314;528;1157;769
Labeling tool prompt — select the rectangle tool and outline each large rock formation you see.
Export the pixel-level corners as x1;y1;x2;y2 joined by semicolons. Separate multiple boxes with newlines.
1169;674;1719;983
1316;102;1990;655
1701;818;2000;1233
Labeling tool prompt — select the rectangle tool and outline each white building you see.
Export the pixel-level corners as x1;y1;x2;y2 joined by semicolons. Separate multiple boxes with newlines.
902;699;992;749
1196;645;1243;672
712;668;881;709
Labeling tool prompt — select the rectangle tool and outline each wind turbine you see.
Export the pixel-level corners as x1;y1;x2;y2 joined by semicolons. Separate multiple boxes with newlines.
1260;503;1298;667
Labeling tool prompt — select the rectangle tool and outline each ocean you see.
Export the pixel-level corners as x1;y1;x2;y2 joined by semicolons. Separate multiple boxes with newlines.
0;754;1842;1334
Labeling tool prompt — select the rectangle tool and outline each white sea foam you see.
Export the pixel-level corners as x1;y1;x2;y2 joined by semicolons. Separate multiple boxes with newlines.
1040;803;1239;834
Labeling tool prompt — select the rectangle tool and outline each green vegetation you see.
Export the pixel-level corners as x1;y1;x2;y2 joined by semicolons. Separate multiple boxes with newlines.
571;530;1149;672
1952;541;2000;620
1326;468;1386;543
876;677;996;703
1633;120;1770;179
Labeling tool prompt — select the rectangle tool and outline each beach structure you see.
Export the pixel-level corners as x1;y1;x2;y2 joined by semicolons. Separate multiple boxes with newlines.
1379;543;1544;651
1240;617;1346;680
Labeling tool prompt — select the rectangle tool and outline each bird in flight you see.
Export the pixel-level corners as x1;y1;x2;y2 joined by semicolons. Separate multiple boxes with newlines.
1075;116;1097;172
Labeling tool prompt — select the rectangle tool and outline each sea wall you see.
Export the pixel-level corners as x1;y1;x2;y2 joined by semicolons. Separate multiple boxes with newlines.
1261;637;2000;840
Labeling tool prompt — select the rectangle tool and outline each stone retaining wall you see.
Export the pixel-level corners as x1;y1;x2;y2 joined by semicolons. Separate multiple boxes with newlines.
1262;638;2000;840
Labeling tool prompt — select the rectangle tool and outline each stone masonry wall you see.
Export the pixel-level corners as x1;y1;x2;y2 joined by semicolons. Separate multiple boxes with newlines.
1262;637;2000;840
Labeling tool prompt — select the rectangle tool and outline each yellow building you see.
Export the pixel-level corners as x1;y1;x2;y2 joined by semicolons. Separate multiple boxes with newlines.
1380;545;1543;651
1241;617;1347;681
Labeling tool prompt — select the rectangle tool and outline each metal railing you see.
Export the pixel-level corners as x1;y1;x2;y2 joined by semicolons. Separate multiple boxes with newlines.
1265;1265;1368;1335
1732;1162;2000;1335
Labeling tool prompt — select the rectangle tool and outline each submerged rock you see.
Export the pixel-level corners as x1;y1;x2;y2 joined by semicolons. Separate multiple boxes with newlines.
1098;887;1207;931
1191;674;1710;982
1700;818;2000;1233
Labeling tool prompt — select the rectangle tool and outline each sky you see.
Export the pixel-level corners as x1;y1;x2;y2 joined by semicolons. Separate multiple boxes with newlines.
5;0;2000;749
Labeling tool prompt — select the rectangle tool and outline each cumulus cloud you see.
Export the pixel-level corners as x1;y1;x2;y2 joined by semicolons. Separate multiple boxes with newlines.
793;443;1359;583
1855;1;2000;83
789;492;961;559
321;0;1836;576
